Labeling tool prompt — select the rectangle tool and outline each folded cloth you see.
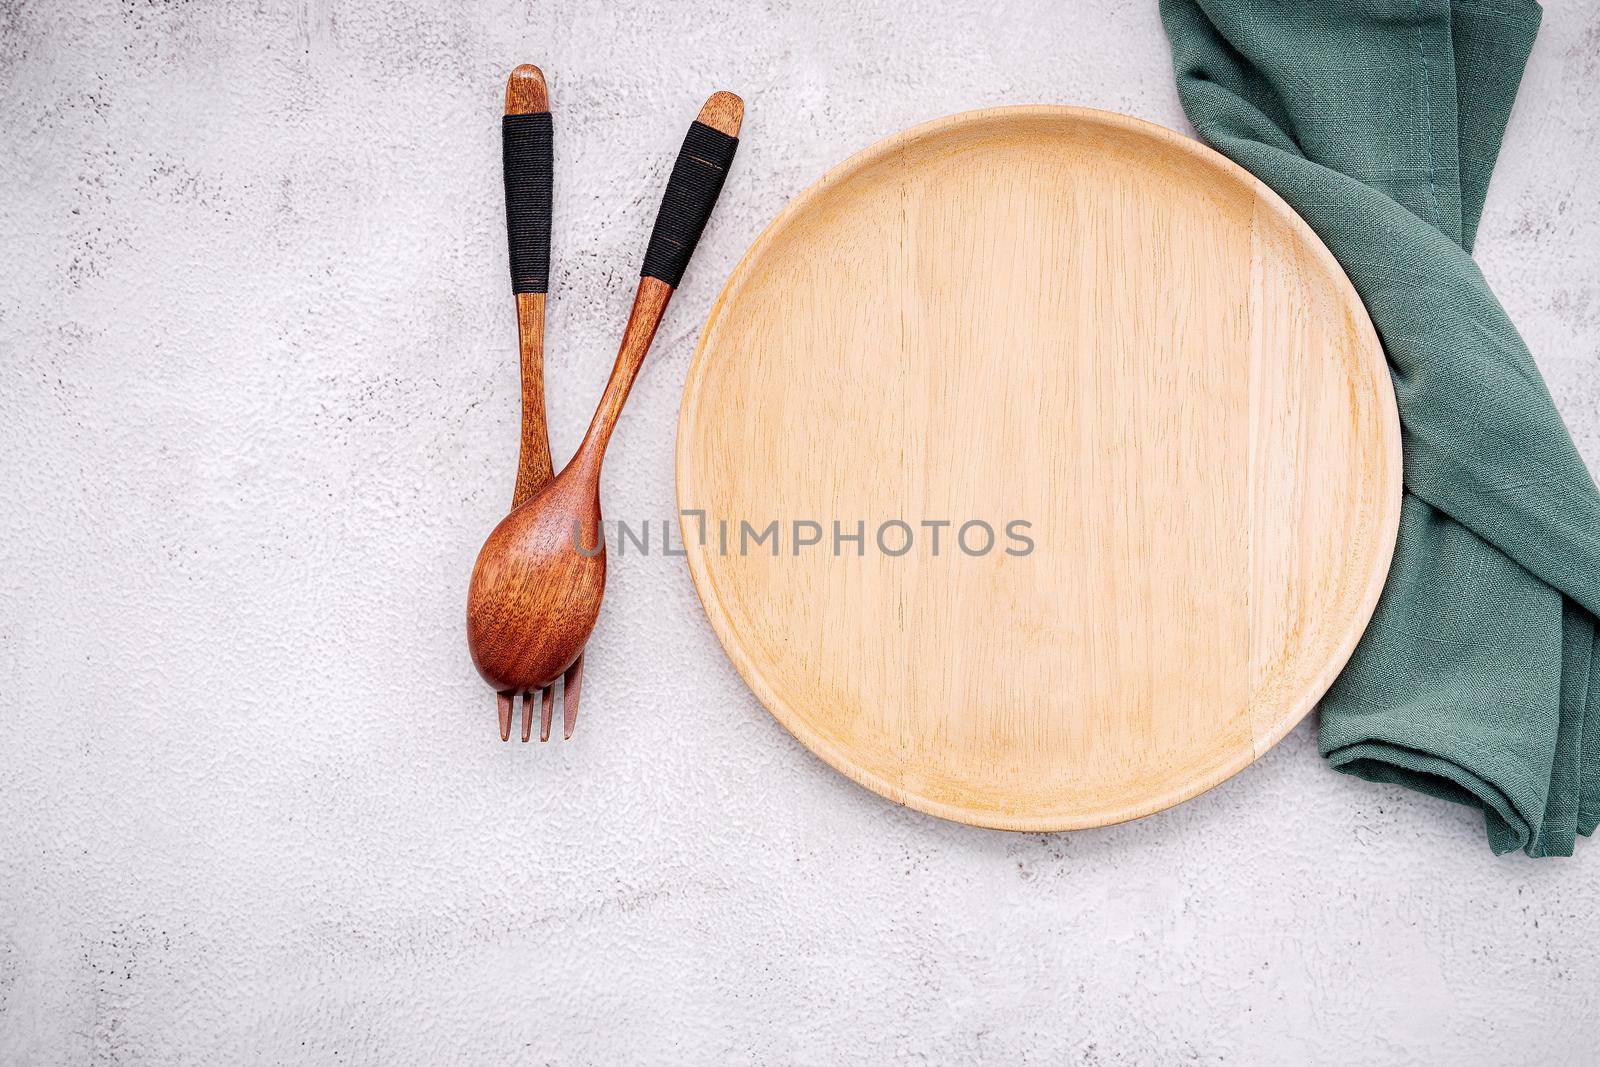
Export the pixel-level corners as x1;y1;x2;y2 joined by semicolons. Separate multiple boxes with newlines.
1161;0;1600;855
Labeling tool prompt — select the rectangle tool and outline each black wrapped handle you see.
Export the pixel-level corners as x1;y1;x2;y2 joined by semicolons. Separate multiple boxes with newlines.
503;111;553;294
640;120;739;288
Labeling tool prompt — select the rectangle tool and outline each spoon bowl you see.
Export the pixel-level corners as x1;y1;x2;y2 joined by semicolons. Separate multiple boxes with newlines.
468;454;606;693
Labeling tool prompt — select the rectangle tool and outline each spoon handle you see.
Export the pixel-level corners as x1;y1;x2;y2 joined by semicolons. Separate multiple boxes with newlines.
577;92;744;464
503;65;555;508
640;91;743;289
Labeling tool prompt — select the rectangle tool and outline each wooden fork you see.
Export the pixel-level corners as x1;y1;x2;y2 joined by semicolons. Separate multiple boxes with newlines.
498;64;585;743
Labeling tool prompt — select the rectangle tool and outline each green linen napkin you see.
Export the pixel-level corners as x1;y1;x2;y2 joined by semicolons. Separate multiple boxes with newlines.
1161;0;1600;855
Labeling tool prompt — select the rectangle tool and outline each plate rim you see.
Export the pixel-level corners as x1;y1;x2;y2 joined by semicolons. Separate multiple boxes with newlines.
676;104;1402;831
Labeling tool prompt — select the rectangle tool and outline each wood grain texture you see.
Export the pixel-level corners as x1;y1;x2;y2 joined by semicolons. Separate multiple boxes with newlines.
468;279;672;694
504;63;548;115
505;66;554;512
676;106;1402;831
696;91;744;136
511;292;553;508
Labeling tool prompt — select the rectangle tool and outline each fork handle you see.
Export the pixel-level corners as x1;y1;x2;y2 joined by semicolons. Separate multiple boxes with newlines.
503;109;553;293
503;66;556;508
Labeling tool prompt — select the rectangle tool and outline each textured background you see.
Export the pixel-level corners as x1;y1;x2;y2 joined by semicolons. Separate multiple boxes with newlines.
3;1;1599;1063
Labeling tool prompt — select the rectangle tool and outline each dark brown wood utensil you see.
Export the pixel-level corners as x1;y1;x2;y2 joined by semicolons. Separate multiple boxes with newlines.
467;90;744;736
492;64;584;743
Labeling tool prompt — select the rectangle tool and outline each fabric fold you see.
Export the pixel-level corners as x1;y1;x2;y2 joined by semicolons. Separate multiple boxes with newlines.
1161;0;1600;855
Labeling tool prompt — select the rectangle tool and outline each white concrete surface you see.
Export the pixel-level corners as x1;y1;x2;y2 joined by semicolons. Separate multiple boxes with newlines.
3;1;1599;1063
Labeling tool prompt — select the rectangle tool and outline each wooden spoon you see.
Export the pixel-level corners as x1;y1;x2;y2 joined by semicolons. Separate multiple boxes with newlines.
467;91;744;728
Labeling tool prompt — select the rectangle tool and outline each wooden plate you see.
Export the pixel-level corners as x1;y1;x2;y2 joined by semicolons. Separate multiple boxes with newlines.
677;106;1400;830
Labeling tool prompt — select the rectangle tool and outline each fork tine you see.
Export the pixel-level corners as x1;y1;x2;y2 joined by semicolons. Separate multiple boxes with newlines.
497;691;513;742
520;690;534;742
561;655;584;739
539;684;554;742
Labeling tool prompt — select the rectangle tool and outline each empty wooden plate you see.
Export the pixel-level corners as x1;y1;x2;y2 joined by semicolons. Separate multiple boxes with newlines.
677;106;1401;831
